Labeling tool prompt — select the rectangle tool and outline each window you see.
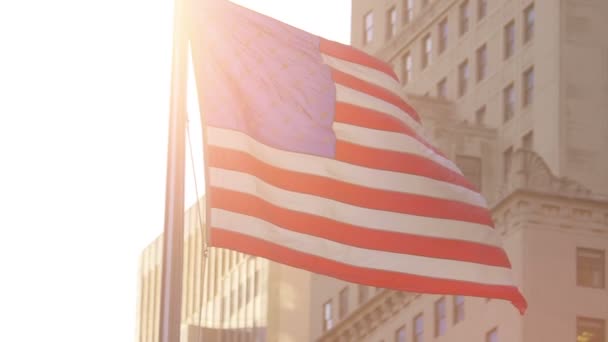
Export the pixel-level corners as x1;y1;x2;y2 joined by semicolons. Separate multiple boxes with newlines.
459;1;470;36
339;287;349;319
453;295;465;324
395;325;406;342
486;328;498;342
522;131;533;150
458;60;469;97
437;78;447;99
323;300;333;331
478;0;487;21
523;66;534;106
477;44;487;82
414;313;424;342
456;155;482;191
358;285;369;304
434;297;447;337
524;3;535;43
503;83;515;122
364;11;374;45
476;105;486;125
577;317;606;342
577;248;605;288
503;147;513;182
387;7;397;39
422;34;432;68
402;52;412;84
504;20;515;59
438;18;448;54
404;0;414;25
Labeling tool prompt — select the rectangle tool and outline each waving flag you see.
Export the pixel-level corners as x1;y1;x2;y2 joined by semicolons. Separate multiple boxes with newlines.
189;0;527;313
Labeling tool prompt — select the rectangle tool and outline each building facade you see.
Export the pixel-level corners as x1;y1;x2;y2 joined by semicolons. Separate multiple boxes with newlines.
136;201;316;342
137;1;608;341
310;1;608;341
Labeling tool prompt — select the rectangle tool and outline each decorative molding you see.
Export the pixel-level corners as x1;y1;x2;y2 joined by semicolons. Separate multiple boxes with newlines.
317;290;414;342
494;149;594;205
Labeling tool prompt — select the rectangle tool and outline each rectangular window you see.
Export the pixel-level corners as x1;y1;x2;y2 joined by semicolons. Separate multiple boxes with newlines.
459;1;470;36
504;20;515;59
438;18;448;54
458;60;469;97
503;147;513;182
358;285;369;304
524;3;535;43
387;7;397;39
456;155;482;191
395;325;406;342
577;248;605;288
437;78;447;99
402;52;412;84
522;131;533;150
476;105;486;125
339;287;349;319
478;0;487;21
486;328;498;342
364;11;374;45
523;66;534;106
503;83;515;122
476;44;487;82
434;297;447;337
323;300;333;331
577;317;606;342
414;313;424;342
422;34;432;69
404;0;414;25
453;295;465;324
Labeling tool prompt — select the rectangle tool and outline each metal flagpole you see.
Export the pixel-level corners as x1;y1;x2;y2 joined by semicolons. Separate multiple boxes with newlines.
159;0;189;339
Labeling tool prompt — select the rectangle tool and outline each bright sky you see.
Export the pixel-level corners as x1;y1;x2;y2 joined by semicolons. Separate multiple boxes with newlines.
0;1;350;341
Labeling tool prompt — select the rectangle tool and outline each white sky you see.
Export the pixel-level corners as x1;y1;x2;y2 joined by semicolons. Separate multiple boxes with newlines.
0;1;350;340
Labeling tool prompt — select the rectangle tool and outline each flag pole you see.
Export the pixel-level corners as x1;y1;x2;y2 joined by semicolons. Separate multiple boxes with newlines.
159;0;189;339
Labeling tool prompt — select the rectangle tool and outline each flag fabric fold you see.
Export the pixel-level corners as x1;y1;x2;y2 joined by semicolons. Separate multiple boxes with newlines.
189;0;527;313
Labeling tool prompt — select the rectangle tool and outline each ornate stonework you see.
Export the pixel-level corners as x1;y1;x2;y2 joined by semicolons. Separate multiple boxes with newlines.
495;149;594;205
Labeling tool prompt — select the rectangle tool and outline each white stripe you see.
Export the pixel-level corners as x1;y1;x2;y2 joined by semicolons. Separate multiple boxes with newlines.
335;84;424;135
322;53;402;98
207;127;486;208
209;167;500;247
333;122;464;176
212;209;515;286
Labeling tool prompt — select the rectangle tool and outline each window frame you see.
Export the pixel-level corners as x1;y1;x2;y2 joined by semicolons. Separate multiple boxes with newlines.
577;247;606;289
523;66;534;107
364;11;374;45
438;18;448;54
476;44;487;82
504;20;515;59
422;33;432;69
523;3;535;43
459;0;470;36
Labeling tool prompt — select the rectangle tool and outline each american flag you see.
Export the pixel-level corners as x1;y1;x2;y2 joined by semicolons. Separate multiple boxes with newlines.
190;0;527;313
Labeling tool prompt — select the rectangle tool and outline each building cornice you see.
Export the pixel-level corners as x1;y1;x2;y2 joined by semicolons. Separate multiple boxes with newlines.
316;290;417;342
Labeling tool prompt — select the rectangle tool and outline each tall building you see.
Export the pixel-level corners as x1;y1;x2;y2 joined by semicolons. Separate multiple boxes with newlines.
309;1;608;341
137;200;318;342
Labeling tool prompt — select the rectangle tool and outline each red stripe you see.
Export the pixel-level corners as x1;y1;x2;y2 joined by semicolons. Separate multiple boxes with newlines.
319;38;399;82
336;140;478;192
211;229;528;314
335;102;447;159
211;188;510;267
208;146;494;226
331;68;421;123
